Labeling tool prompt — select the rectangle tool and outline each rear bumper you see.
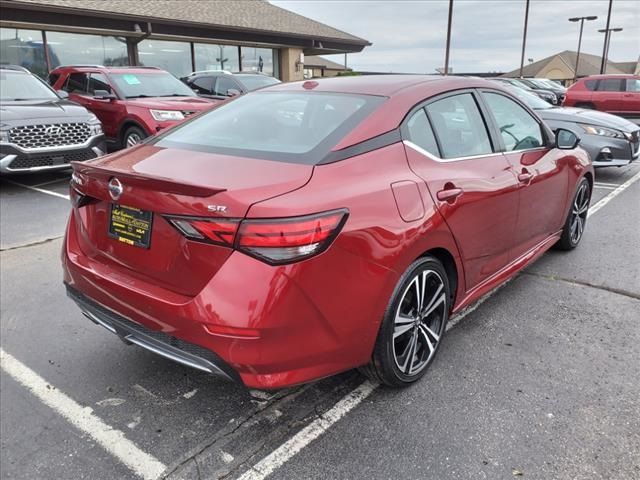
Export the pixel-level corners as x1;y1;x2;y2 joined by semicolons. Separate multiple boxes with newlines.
62;211;395;389
66;285;240;382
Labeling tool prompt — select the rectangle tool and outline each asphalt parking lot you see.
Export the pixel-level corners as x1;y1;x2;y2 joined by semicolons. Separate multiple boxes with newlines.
1;163;639;480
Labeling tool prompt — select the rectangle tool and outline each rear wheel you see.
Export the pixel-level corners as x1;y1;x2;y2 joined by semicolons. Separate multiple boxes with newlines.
361;256;450;387
556;177;591;250
123;125;147;148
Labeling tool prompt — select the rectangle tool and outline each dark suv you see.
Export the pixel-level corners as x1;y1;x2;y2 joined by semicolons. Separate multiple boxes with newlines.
49;65;219;148
0;65;105;174
181;71;280;100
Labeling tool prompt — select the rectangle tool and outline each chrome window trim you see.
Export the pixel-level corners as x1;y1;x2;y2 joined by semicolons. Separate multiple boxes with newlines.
403;140;497;162
404;140;549;162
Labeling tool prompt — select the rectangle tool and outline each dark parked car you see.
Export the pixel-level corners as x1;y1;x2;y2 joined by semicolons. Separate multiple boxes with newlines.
502;84;639;167
64;75;593;389
563;75;640;124
492;77;557;105
49;65;220;148
518;77;567;105
0;65;105;174
181;71;280;99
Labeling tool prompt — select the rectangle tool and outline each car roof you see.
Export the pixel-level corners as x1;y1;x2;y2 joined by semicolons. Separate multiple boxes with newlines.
51;65;166;74
581;74;638;79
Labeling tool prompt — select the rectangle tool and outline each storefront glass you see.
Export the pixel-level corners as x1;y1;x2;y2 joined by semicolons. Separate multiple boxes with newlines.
0;28;48;78
46;31;128;68
194;43;240;72
137;39;191;77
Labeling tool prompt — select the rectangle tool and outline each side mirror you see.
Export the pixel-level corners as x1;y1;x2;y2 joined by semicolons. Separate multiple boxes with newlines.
94;90;116;100
56;90;69;99
226;88;241;97
555;128;580;150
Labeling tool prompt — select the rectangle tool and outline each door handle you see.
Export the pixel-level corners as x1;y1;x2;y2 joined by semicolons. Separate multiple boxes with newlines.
518;171;533;184
436;187;463;202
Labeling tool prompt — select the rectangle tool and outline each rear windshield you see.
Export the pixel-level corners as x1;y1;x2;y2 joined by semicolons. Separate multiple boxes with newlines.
110;72;197;98
153;91;385;164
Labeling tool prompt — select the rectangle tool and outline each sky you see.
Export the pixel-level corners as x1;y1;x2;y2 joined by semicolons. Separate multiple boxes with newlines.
271;0;640;73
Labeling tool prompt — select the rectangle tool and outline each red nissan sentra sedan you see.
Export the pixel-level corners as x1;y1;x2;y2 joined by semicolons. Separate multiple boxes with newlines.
63;76;593;389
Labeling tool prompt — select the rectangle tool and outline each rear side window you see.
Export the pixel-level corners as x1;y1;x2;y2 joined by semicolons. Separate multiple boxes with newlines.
64;73;88;94
154;91;385;164
483;92;543;151
584;80;597;91
597;79;624;92
626;79;640;92
406;109;439;157
88;73;112;95
425;93;492;159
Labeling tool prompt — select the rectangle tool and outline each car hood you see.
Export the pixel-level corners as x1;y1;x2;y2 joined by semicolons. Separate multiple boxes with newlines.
538;107;638;132
0;99;92;122
125;96;221;110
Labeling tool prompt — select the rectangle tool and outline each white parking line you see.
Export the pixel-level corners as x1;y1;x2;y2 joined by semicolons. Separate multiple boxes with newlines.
588;170;640;218
3;178;70;200
32;177;71;188
235;170;640;480
0;348;167;480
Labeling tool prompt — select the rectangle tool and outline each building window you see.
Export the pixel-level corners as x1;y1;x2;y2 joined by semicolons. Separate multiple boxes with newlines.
241;47;276;77
0;28;48;78
137;39;191;77
194;43;239;72
46;31;128;68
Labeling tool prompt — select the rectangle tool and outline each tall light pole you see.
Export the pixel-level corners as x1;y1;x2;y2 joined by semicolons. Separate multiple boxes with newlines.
519;0;530;78
600;0;613;73
569;16;597;81
598;27;623;73
444;0;453;75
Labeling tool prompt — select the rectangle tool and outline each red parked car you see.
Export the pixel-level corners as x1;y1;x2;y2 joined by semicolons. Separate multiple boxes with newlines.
63;76;593;389
563;74;640;122
49;66;220;148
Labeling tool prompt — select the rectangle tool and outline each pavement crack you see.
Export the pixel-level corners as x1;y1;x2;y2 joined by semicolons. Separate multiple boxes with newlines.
523;271;640;300
0;235;63;252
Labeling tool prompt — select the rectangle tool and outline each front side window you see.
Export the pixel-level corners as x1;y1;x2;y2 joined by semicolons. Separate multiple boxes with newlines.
154;91;384;164
406;108;439;156
236;74;280;92
425;93;493;159
483;92;543;151
214;76;239;96
109;72;196;98
626;79;640;92
64;72;89;94
190;76;214;95
597;79;624;92
88;73;113;95
584;79;598;91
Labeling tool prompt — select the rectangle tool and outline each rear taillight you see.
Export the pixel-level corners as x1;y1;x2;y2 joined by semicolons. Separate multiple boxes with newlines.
166;209;348;265
69;185;97;208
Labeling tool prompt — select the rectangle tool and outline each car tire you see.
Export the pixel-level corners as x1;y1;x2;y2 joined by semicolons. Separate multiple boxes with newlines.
361;256;450;387
556;177;591;250
123;126;147;148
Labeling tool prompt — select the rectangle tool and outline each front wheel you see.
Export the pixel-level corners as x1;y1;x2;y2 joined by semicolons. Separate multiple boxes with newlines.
123;125;147;148
556;177;591;250
361;256;450;387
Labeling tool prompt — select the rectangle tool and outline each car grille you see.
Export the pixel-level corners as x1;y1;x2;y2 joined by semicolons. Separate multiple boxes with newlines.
9;123;91;150
8;148;97;170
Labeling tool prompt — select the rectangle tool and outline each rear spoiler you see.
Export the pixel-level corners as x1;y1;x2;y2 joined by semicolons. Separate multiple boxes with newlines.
71;161;227;198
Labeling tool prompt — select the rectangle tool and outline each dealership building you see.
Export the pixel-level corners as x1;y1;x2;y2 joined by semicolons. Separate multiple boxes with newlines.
0;0;370;81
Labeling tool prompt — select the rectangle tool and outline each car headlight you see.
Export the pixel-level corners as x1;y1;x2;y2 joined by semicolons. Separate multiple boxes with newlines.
87;114;103;136
150;109;185;122
580;124;625;139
